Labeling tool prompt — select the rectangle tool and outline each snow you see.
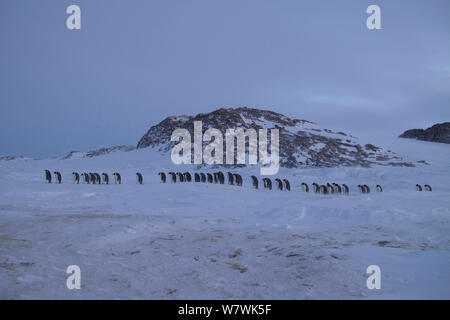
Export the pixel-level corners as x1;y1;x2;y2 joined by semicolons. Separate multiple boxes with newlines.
0;137;449;299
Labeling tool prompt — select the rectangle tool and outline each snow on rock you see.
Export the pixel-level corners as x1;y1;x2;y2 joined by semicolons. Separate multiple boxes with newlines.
136;107;415;168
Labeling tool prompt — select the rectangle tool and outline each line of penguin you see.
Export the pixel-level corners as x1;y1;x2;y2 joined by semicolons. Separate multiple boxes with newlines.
44;170;142;185
158;171;241;186
45;169;433;193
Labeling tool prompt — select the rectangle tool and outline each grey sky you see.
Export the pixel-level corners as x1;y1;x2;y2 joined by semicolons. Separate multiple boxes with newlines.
1;0;449;157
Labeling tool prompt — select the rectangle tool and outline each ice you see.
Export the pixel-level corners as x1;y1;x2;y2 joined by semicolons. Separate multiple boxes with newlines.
0;137;449;299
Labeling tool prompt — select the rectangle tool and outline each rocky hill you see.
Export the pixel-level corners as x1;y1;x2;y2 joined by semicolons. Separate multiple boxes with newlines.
399;122;450;144
137;107;413;168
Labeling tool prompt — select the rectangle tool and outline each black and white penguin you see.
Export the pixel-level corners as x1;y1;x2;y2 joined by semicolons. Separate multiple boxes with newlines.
376;185;383;192
113;172;121;184
168;172;176;183
176;172;184;182
72;172;79;184
363;185;370;193
342;184;349;195
234;174;243;186
45;170;52;183
207;173;213;183
358;185;364;193
283;179;291;191
184;172;192;182
263;178;272;190
319;185;328;194
200;173;206;183
81;173;90;184
54;171;62;184
251;175;258;189
217;171;225;184
194;173;200;182
228;172;234;185
416;184;422;191
136;172;143;184
301;182;309;193
89;173;96;184
213;173;219;184
94;173;101;185
158;172;166;183
332;183;342;194
275;178;283;191
326;183;334;194
102;173;109;184
424;184;432;191
312;183;319;193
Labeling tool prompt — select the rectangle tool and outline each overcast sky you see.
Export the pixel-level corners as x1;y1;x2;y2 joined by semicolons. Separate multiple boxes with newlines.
1;0;449;157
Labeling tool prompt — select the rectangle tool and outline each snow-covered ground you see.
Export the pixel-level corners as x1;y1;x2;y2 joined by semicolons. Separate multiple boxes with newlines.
0;137;449;299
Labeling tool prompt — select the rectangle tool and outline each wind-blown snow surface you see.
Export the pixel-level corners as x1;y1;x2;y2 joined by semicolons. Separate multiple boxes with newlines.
0;137;449;299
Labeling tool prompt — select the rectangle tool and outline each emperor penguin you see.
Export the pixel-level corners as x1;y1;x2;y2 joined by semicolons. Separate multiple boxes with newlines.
207;173;213;183
263;178;272;190
376;185;383;192
217;171;225;184
251;175;259;189
136;172;143;184
89;173;96;184
332;183;342;194
168;172;176;183
301;182;309;193
94;173;101;185
213;173;219;184
183;172;192;182
176;172;184;182
416;184;422;191
228;172;234;185
358;185;364;193
102;173;109;184
275;178;283;191
342;184;349;195
194;173;200;182
326;183;334;194
54;171;62;184
234;174;243;186
363;185;370;193
158;172;166;183
81;173;90;184
312;183;319;193
45;170;52;183
319;185;328;194
200;173;206;183
424;184;432;191
283;179;291;191
72;172;80;184
113;172;121;184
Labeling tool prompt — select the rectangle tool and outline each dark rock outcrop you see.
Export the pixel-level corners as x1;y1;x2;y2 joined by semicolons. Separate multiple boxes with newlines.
399;122;450;144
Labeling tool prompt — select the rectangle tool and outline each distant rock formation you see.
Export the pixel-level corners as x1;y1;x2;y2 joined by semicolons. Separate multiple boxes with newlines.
84;145;135;158
137;107;414;168
63;145;135;159
0;155;24;161
399;122;450;144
